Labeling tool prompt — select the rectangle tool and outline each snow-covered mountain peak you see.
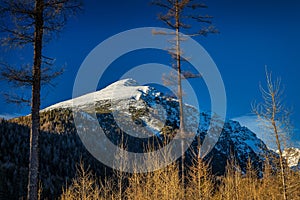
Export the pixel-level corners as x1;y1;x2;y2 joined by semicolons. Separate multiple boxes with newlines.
98;78;150;100
43;79;152;111
107;78;139;87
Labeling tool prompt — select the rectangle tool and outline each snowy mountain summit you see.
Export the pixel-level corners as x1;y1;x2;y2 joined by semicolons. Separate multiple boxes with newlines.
42;79;279;174
44;78;151;111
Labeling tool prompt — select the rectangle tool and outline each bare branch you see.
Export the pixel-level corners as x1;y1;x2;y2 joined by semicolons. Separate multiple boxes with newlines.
151;0;174;11
152;29;176;35
0;26;34;47
189;15;213;24
158;13;176;29
0;61;64;87
40;66;64;86
187;3;208;9
0;0;82;46
3;93;31;105
182;71;202;79
0;63;33;86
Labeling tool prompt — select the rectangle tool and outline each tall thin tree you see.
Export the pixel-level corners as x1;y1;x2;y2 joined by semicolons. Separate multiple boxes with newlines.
253;68;292;200
0;1;81;199
152;0;218;186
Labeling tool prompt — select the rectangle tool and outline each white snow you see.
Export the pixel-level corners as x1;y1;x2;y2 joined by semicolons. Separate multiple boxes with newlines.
43;79;150;111
282;147;300;167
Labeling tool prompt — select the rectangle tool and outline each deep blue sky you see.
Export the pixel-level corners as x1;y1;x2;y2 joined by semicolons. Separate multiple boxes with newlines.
1;0;300;140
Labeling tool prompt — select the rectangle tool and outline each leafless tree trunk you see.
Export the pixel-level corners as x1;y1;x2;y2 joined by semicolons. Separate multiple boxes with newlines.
270;92;287;200
174;0;186;187
152;0;218;188
0;1;81;199
253;68;290;200
28;0;43;197
27;1;44;199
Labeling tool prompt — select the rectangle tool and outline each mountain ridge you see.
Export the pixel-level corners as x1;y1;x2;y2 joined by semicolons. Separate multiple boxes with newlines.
13;79;279;173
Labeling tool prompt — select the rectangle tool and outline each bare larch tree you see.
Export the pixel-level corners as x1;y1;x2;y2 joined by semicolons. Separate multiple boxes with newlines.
152;0;218;186
0;0;81;199
253;68;292;200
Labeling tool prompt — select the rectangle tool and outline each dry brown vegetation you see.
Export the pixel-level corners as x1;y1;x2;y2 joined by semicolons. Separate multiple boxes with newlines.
61;157;300;200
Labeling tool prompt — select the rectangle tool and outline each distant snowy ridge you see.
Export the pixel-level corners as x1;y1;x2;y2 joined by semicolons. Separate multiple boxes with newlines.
282;147;300;168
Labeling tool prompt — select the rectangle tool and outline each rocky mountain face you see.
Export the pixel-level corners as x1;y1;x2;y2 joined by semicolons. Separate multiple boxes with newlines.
283;147;300;170
0;79;282;198
42;79;277;173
